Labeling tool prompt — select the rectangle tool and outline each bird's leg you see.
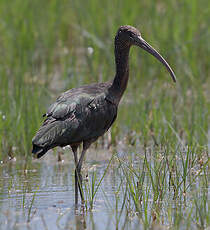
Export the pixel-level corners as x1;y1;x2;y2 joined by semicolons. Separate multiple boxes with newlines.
76;141;92;202
71;145;79;205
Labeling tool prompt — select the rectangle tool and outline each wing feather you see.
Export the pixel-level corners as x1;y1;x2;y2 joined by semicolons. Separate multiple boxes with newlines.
32;82;114;151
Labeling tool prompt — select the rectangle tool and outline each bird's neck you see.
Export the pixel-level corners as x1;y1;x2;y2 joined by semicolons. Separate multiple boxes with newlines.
109;43;131;104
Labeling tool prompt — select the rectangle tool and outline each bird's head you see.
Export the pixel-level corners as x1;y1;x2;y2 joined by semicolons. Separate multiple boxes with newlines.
116;25;142;45
115;25;176;82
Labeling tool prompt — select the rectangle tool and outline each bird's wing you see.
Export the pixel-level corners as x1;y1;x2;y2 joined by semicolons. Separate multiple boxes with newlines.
44;82;110;119
45;92;94;120
32;93;95;147
32;82;113;150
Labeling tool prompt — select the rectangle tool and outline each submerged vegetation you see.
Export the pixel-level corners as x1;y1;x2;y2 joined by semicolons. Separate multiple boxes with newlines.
0;0;209;229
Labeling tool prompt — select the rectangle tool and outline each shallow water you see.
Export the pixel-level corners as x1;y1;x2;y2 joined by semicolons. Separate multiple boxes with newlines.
0;145;208;230
0;149;141;230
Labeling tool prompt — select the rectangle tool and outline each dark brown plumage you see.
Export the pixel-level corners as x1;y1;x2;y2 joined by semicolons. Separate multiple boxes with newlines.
32;25;176;203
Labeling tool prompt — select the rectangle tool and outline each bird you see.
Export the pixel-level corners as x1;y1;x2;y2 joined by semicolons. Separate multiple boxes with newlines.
32;25;176;204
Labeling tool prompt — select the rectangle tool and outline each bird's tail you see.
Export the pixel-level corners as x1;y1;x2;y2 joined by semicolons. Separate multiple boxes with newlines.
32;144;48;159
32;117;67;158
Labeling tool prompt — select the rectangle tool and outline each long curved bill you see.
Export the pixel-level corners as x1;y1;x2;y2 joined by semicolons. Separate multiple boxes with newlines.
134;36;176;82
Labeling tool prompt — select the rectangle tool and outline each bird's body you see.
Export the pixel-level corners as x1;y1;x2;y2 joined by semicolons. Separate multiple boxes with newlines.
32;82;117;158
32;25;176;203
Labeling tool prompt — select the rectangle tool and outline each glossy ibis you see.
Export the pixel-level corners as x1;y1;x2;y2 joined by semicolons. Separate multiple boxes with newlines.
32;25;176;203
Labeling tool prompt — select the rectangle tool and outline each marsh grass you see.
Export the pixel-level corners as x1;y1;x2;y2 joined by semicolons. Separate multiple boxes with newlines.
0;0;209;157
84;153;115;209
81;143;208;228
27;189;37;222
113;144;209;228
